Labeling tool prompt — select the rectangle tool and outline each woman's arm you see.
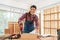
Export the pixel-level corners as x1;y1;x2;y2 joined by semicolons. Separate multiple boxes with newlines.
35;15;39;29
18;13;26;24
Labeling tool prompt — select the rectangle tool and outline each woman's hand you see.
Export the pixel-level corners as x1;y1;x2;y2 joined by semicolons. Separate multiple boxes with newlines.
35;28;39;33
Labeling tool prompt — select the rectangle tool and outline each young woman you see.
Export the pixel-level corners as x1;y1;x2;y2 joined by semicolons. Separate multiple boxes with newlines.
18;5;39;33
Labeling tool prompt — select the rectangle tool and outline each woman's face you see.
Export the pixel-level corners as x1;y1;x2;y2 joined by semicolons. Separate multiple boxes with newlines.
29;7;36;15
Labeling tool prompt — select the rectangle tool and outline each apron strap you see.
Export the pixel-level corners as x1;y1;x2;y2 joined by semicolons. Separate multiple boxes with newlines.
32;16;35;22
26;13;28;21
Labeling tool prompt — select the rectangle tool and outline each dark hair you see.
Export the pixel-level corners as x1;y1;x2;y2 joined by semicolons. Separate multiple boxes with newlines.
30;5;37;9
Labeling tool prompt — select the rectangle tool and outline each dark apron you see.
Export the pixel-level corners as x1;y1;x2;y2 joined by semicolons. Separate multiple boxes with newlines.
23;20;34;33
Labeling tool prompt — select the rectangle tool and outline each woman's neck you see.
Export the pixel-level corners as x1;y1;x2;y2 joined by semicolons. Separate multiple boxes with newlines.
29;12;34;15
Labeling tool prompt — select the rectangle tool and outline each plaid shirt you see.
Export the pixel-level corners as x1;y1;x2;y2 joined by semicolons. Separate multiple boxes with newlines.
18;12;38;29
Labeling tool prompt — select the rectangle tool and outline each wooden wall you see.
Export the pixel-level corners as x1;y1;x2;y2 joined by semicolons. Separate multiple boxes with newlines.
5;22;20;34
44;5;60;36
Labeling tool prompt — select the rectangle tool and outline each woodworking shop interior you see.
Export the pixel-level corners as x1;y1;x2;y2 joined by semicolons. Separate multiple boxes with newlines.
0;0;60;40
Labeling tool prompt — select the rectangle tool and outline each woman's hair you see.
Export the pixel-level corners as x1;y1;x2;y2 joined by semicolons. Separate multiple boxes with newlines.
30;5;37;9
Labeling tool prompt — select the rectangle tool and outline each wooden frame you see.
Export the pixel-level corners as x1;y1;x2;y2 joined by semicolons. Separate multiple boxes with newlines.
5;22;20;34
44;6;60;35
39;14;41;34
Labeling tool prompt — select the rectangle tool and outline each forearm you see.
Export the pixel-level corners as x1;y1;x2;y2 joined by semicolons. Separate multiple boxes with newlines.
18;13;26;25
35;21;39;29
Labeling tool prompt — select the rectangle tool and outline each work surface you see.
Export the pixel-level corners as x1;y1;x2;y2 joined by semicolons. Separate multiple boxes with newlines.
0;34;57;40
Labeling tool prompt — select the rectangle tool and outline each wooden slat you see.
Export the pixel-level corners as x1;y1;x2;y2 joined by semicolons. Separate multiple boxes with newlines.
39;14;41;34
8;23;14;34
5;29;10;34
21;34;37;38
14;22;20;34
44;6;59;35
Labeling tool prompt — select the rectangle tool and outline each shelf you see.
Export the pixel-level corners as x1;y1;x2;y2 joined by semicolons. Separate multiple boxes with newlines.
44;5;60;35
44;14;51;15
44;27;57;29
44;28;50;34
44;20;60;21
44;11;60;14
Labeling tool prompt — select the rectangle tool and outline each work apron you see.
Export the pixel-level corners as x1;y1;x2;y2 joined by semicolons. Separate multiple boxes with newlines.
23;20;34;33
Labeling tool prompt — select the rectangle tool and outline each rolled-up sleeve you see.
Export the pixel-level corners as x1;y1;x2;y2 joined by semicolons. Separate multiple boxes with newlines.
35;15;39;29
18;13;26;24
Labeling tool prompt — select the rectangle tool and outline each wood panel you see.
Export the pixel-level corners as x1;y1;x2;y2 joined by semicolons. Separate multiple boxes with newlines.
58;6;60;12
5;29;10;34
8;22;14;34
51;14;57;20
51;21;57;28
44;29;50;34
5;22;20;34
14;22;20;34
39;14;41;34
44;21;50;28
41;37;54;40
44;6;59;36
51;29;57;36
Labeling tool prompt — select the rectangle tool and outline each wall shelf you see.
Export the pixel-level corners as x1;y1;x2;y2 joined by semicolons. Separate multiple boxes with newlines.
44;6;60;36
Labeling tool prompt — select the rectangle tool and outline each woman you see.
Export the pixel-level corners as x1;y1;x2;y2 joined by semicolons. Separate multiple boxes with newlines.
18;5;39;33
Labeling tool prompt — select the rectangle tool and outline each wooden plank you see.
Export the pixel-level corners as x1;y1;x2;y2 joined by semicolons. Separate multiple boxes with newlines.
44;29;50;34
4;29;10;34
39;14;41;34
14;22;20;34
21;34;37;39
